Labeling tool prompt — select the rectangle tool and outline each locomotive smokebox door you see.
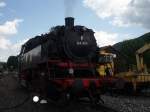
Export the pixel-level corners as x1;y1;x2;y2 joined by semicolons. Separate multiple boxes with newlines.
64;31;97;61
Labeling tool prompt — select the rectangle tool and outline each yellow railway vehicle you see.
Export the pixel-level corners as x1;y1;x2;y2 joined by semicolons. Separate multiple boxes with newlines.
97;51;115;76
97;44;150;93
122;44;150;92
115;72;150;92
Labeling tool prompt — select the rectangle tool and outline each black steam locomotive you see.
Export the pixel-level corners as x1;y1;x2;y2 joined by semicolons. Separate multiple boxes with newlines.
18;17;102;104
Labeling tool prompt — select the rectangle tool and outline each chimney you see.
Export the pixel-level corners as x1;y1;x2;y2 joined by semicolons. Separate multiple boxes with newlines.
65;17;74;29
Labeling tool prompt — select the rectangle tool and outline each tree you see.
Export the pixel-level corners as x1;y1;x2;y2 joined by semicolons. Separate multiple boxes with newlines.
7;56;18;71
113;32;150;67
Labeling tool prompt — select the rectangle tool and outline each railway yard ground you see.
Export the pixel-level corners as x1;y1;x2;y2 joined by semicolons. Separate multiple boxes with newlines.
0;73;150;112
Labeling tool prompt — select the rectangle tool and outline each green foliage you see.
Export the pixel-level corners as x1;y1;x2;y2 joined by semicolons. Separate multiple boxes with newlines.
113;32;150;66
7;56;18;70
0;62;7;72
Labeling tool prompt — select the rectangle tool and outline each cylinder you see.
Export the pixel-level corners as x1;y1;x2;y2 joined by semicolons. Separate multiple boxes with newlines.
65;17;74;29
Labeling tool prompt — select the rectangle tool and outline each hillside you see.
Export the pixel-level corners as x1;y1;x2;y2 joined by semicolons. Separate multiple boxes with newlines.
113;32;150;67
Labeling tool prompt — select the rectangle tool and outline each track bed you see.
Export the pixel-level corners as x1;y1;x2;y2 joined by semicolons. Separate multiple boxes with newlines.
1;73;150;112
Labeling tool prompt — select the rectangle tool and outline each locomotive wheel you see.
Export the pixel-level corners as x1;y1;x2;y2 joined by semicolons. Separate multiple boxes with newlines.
18;70;33;91
89;91;104;106
26;80;33;91
88;87;104;105
56;92;70;107
18;78;26;89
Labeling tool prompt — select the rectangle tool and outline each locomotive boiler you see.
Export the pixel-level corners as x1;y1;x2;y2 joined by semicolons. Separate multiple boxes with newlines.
18;17;102;104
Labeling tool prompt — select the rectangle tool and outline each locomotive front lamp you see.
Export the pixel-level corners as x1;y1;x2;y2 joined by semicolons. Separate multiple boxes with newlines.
33;96;39;103
69;68;74;74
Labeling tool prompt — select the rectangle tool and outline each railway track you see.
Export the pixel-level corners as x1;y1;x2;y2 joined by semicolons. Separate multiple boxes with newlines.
97;104;120;112
55;99;121;112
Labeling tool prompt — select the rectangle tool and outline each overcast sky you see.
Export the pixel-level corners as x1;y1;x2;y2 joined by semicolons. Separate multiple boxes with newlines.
0;0;149;62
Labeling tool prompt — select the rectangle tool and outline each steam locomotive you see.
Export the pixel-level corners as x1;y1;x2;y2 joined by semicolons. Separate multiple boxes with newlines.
18;17;102;104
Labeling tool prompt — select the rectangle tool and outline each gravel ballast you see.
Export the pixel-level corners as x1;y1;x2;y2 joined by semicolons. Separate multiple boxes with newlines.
102;94;150;112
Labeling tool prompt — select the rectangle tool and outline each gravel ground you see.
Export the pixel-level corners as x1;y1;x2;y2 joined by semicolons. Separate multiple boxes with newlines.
102;95;150;112
1;74;150;112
